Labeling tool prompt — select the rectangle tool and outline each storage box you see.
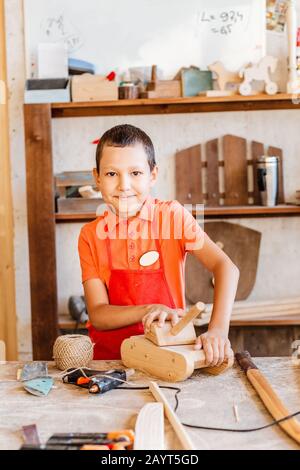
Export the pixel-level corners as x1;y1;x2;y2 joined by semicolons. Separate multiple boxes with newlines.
57;197;103;214
55;171;103;214
24;78;70;104
71;74;118;102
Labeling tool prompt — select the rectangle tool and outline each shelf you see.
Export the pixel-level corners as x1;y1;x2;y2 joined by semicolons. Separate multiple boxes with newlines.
57;313;300;332
58;314;87;330
55;204;300;223
50;93;300;118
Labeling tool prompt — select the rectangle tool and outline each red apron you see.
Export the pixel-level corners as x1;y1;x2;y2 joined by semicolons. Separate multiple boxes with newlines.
88;219;176;360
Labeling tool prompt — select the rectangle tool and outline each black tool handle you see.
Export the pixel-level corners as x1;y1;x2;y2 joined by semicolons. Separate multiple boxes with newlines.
235;351;258;372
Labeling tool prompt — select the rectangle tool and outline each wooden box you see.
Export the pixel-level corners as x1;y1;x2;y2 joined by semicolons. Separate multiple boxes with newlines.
71;74;118;102
57;197;103;214
55;171;103;214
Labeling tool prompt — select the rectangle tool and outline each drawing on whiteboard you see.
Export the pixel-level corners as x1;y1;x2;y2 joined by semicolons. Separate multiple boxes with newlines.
197;8;245;35
40;15;84;53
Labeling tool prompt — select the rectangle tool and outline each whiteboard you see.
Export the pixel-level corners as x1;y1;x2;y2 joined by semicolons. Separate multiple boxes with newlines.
24;0;266;79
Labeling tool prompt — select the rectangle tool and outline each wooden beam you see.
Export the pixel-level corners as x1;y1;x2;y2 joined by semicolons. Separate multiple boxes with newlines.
24;104;58;359
149;381;196;450
0;0;17;360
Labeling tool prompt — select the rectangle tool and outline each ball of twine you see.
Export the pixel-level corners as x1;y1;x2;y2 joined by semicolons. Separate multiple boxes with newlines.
53;335;94;371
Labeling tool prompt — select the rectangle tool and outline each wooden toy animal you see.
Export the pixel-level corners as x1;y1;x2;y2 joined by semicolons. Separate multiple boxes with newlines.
121;302;234;382
208;61;242;92
239;56;278;96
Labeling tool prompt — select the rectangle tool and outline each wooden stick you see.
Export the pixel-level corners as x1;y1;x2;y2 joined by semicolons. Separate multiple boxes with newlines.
171;302;205;336
236;351;300;445
149;381;195;450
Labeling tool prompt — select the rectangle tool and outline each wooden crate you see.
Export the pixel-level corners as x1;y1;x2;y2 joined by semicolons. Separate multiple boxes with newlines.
55;171;103;213
57;197;103;214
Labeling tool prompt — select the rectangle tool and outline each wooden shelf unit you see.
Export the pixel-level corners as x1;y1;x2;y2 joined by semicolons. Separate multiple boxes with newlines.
24;95;300;359
55;204;300;223
51;93;300;118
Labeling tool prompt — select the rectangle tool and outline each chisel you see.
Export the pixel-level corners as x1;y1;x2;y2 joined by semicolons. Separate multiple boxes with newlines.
236;351;300;445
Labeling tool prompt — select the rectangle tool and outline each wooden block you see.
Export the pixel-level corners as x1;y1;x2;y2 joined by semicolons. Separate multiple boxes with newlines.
72;74;118;102
206;139;220;206
121;336;196;382
223;135;248;206
134;403;164;450
145;321;196;346
170;302;205;336
175;145;203;204
146;80;181;98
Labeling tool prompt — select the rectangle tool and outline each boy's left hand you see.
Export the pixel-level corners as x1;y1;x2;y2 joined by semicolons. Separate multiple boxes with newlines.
195;327;233;366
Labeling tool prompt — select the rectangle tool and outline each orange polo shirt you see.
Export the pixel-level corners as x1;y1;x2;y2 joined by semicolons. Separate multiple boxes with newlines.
78;196;204;309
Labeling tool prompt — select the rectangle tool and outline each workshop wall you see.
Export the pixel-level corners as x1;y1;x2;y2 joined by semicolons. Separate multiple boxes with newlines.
5;0;300;358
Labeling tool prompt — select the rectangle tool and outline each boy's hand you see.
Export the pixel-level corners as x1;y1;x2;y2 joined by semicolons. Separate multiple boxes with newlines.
142;305;185;333
195;327;233;367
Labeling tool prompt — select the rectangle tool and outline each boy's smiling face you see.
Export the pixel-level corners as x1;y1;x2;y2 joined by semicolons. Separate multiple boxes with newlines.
94;142;158;218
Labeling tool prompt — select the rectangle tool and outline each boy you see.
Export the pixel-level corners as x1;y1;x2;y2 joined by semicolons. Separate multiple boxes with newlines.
78;124;239;365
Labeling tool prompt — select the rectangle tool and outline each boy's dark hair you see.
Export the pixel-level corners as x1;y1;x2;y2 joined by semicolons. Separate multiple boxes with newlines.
96;124;156;172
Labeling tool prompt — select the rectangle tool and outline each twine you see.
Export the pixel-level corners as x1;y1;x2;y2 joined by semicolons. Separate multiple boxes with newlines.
53;335;94;371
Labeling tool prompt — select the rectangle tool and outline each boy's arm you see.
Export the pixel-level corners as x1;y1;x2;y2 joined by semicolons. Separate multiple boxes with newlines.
83;278;147;329
191;233;239;365
83;278;183;330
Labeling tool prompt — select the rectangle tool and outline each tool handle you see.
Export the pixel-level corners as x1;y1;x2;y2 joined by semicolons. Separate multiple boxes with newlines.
247;368;300;443
170;302;205;336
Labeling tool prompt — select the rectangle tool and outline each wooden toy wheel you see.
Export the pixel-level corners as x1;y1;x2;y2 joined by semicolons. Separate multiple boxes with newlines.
265;82;278;95
239;82;252;96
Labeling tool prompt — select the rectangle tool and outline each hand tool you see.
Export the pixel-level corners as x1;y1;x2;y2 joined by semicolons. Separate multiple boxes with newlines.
236;351;300;445
62;367;134;394
21;430;134;450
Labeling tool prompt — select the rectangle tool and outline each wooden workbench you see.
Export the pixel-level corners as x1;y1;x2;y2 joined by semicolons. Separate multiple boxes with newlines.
0;358;299;450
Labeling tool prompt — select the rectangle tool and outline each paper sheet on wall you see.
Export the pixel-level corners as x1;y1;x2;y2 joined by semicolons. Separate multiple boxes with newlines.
38;43;68;78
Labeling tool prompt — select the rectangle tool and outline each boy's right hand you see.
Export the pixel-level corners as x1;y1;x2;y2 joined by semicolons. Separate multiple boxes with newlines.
142;305;185;333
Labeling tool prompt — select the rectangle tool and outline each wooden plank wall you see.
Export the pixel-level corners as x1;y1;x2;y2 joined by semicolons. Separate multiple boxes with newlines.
0;0;17;360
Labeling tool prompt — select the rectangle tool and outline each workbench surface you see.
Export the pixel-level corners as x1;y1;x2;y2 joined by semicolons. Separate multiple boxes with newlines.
0;358;299;450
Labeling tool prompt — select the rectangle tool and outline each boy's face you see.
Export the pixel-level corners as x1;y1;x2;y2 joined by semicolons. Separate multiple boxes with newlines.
94;143;158;218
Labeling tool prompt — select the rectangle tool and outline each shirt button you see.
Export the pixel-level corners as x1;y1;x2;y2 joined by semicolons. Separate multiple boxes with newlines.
129;256;135;262
129;231;134;238
129;242;135;249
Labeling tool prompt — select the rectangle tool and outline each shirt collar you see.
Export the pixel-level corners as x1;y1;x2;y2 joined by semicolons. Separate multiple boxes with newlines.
104;195;155;232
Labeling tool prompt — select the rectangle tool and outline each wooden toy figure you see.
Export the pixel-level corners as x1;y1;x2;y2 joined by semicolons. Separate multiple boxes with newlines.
121;302;234;382
239;56;279;96
208;61;242;93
